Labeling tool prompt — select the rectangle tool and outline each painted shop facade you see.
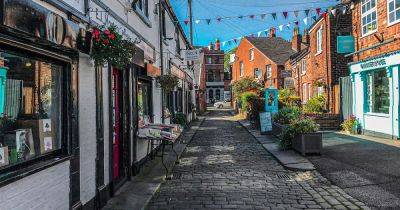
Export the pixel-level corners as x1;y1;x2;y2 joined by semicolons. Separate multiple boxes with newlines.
0;0;195;209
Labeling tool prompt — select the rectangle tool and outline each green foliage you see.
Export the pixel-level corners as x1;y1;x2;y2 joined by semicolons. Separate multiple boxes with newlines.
273;106;302;125
278;88;301;108
278;118;319;150
303;95;326;114
232;77;264;99
341;115;357;133
0;115;17;133
90;25;136;69
224;47;237;71
173;112;187;127
241;92;258;111
156;75;179;92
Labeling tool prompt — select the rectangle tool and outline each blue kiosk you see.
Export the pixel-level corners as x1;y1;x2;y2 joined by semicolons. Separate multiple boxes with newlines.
264;87;278;114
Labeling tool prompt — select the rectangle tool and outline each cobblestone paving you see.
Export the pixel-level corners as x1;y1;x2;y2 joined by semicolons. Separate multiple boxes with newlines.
147;111;369;210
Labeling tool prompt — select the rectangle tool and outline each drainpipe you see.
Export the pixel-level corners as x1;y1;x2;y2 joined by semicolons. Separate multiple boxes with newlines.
159;0;165;123
325;16;331;112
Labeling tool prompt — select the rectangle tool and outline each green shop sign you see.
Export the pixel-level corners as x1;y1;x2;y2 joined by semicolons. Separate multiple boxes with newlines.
360;59;387;69
337;36;355;54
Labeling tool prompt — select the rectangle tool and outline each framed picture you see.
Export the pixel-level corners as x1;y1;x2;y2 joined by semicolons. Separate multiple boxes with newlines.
15;129;35;160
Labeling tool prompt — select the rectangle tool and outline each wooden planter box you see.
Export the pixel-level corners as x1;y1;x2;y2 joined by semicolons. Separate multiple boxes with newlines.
291;132;322;156
272;122;288;138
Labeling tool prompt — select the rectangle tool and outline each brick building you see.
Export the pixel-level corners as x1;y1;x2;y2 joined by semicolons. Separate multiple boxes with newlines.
231;30;295;96
286;10;352;113
344;0;400;138
202;44;226;104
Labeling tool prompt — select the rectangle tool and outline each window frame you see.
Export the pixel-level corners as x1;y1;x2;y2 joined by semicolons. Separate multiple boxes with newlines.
239;61;244;77
249;48;254;61
254;68;261;79
387;0;400;26
365;69;390;115
361;0;378;37
265;65;272;79
301;59;307;75
316;26;323;55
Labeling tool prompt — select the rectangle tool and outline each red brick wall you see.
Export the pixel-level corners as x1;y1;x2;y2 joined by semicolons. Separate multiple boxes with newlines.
232;38;282;90
351;0;400;62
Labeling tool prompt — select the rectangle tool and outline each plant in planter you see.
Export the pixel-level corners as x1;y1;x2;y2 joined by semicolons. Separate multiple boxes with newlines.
313;80;327;88
272;106;302;137
290;118;322;156
156;75;179;92
341;115;358;134
303;95;326;114
90;25;136;69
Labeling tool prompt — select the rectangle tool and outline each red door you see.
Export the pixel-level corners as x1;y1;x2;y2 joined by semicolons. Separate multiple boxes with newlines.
112;68;122;179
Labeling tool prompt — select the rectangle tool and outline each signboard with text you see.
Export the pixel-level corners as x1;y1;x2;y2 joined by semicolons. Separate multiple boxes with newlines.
259;112;272;134
337;36;355;54
184;49;200;61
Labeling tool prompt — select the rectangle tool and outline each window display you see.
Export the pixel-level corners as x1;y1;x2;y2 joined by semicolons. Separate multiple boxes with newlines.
366;69;390;114
0;51;62;169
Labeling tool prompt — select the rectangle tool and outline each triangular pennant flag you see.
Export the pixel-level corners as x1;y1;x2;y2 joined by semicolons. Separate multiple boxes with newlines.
331;8;337;17
250;15;255;19
279;25;284;31
264;30;269;36
228;40;232;45
206;19;211;24
233;38;237;43
261;14;266;19
184;19;189;25
316;8;321;16
272;13;277;20
222;42;226;47
217;17;222;22
323;12;328;19
195;20;200;24
295;21;299;26
312;16;317;21
294;11;299;18
303;17;308;25
238;15;243;19
305;9;310;16
257;31;262;37
283;11;288;19
286;23;291;29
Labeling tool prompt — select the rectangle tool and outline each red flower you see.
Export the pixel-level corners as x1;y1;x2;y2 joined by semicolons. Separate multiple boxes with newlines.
92;28;100;39
109;33;115;40
103;40;109;45
104;29;110;35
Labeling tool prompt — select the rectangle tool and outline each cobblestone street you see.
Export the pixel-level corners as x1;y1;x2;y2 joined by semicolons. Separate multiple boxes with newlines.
147;110;369;210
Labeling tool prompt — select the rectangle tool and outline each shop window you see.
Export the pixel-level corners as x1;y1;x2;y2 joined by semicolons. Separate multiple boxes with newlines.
239;61;244;77
138;81;152;126
388;0;400;25
366;69;390;114
0;51;63;170
216;89;221;101
361;0;377;36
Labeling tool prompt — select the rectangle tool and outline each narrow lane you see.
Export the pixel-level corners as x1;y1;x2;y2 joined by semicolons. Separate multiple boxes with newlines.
147;110;367;210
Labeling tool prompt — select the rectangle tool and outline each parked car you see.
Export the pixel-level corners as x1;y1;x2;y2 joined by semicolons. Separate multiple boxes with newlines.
214;101;224;108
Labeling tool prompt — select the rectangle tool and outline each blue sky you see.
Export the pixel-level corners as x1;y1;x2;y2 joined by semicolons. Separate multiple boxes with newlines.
170;0;339;51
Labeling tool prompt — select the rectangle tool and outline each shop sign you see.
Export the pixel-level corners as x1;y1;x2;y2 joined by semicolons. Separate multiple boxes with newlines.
360;59;387;70
139;42;156;62
183;49;200;61
146;64;161;77
337;36;355;54
284;78;295;88
171;65;185;79
259;112;272;133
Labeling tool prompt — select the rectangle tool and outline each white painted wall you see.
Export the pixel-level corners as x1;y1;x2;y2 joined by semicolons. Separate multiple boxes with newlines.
0;161;70;210
78;54;97;204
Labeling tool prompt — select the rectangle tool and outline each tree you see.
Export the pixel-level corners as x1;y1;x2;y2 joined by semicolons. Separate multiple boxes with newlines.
232;77;264;99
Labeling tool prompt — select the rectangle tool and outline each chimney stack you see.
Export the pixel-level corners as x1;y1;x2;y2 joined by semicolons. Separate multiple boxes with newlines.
269;28;276;38
215;39;221;50
302;29;310;45
291;27;302;52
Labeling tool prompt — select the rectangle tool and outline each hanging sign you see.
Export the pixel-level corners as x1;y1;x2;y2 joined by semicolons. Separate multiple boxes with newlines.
184;49;200;61
337;36;355;54
259;112;273;133
280;70;292;78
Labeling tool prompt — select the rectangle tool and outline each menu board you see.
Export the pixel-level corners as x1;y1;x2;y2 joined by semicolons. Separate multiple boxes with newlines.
259;112;272;133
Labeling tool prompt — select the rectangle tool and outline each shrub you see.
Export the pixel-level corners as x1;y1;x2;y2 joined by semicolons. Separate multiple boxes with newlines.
241;92;258;112
273;106;302;125
278;88;301;108
278;118;319;150
303;95;326;114
232;77;264;100
341;115;357;134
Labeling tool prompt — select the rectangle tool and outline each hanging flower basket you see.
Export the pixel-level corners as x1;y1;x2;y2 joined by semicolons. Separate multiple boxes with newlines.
90;25;135;69
156;75;179;92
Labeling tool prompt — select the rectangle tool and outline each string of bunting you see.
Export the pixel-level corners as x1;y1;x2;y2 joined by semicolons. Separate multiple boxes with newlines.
183;6;344;25
218;6;347;47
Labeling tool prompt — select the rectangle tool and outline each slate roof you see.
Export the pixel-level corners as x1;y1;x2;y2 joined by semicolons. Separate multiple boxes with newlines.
246;37;296;65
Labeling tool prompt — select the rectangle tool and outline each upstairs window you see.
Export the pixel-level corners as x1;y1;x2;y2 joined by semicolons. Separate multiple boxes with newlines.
301;59;307;75
254;68;262;79
361;0;377;36
316;27;323;54
207;57;212;64
175;28;181;56
249;49;254;61
239;61;244;77
388;0;400;25
265;65;272;79
134;0;149;17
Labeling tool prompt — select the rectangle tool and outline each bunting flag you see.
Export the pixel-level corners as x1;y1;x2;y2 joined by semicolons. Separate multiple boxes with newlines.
250;15;255;19
294;11;299;18
303;17;308;25
217;17;222;22
233;38;237;43
279;25;284;31
195;20;200;24
184;19;189;25
294;21;299;26
238;15;243;19
261;14;266;19
283;11;288;19
316;8;321;16
206;19;211;24
272;13;277;20
323;12;328;19
312;16;317;21
222;41;226;47
257;31;262;37
228;40;232;45
305;9;310;16
264;30;269;36
331;8;337;17
286;23;291;29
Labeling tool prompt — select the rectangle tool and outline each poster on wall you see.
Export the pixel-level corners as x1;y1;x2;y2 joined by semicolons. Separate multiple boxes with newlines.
44;137;53;151
43;119;52;132
259;112;272;134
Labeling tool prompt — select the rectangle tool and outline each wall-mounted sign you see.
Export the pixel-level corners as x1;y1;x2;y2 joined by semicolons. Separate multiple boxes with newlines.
146;64;161;77
281;70;292;78
360;58;386;70
337;36;355;54
184;49;200;61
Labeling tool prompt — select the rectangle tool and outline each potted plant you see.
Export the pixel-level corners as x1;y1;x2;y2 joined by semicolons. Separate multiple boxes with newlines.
290;118;322;156
272;106;301;137
341;115;358;134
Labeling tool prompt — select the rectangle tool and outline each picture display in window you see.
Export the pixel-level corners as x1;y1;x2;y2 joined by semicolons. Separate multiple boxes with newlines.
138;81;152;127
366;69;390;114
361;0;377;35
388;0;400;24
0;51;62;169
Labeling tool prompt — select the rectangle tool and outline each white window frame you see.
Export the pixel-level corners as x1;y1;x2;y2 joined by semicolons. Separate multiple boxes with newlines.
249;48;254;61
316;26;323;55
361;0;378;37
302;83;308;103
254;68;262;79
266;65;272;79
301;59;307;75
240;61;244;77
388;0;400;26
